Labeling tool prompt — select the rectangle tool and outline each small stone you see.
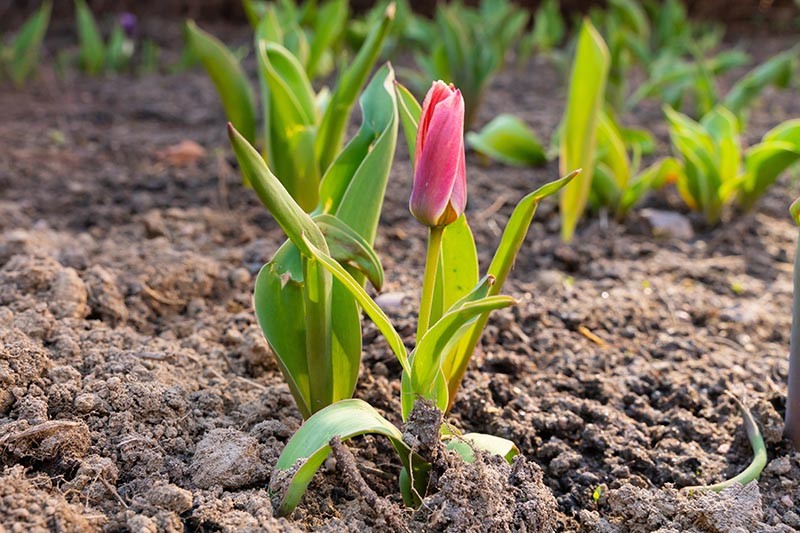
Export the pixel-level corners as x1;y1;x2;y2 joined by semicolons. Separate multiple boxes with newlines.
74;393;100;414
49;268;89;319
375;292;407;312
190;429;267;489
766;456;792;475
640;209;694;240
228;267;251;286
147;482;193;514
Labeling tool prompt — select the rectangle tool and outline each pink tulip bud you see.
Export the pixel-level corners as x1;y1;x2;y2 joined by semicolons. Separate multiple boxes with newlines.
409;81;467;227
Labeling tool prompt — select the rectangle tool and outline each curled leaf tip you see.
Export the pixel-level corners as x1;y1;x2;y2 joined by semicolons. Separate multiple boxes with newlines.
790;197;800;225
486;274;496;285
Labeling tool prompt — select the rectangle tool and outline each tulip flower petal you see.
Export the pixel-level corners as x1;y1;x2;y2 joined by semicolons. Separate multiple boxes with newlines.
410;90;466;226
415;81;457;163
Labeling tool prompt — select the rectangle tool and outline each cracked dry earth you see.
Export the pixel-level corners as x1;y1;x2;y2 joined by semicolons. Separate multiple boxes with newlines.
1;25;800;532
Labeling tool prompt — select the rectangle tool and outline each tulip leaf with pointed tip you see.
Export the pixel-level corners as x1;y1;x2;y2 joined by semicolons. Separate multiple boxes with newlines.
187;21;257;145
559;20;609;242
444;171;579;410
315;3;395;173
430;215;479;328
75;0;105;75
272;399;413;517
446;432;520;463
5;1;51;86
466;114;546;167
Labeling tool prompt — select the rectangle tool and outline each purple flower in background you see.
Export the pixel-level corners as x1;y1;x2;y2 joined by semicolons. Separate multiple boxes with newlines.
120;12;137;38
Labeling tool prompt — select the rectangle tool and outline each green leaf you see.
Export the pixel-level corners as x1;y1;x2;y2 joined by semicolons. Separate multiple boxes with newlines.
242;0;269;28
301;235;411;376
314;214;384;291
445;171;579;410
316;3;395;173
6;1;51;86
254;243;311;418
105;24;131;72
394;81;421;162
272;399;411;516
257;40;319;211
75;0;105;75
595;110;631;190
446;432;520;463
724;48;797;117
187;21;257;144
740;135;800;210
407;295;516;414
228;124;326;256
791;196;800;225
466;114;546;167
684;396;766;493
317;64;398;245
431;215;479;327
306;0;348;79
559;20;610;242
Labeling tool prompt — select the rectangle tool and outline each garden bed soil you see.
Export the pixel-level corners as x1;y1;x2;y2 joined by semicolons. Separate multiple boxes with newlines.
1;24;800;532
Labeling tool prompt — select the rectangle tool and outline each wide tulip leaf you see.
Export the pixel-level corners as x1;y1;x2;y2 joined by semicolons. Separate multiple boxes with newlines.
187;21;257;144
446;432;520;463
431;215;479;325
7;1;51;86
317;63;398;245
316;3;395;173
254;243;311;418
272;399;410;516
466;114;546;167
559;20;610;242
740;140;800;210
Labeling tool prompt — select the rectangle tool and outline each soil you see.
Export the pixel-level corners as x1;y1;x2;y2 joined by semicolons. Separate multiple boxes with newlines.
1;20;800;532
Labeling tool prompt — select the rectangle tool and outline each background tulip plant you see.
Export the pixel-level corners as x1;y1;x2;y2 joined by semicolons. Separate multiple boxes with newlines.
255;80;578;515
666;107;800;224
0;1;50;86
187;4;393;210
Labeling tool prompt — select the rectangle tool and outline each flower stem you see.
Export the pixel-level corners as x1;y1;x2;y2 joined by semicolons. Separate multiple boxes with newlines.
417;226;444;339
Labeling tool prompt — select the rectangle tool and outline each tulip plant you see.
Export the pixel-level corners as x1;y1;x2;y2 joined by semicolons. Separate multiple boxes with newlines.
516;0;565;66
187;4;393;211
234;80;578;515
229;64;399;419
242;0;349;81
409;0;528;128
666;106;800;224
0;1;51;86
590;111;681;219
788;197;800;449
74;0;138;74
634;47;797;120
